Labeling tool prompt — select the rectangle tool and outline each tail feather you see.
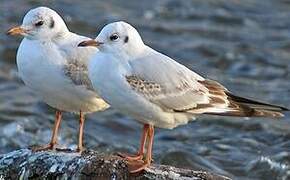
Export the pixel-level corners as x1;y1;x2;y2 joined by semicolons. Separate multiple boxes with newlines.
252;109;284;118
220;92;288;118
226;92;289;111
190;79;288;118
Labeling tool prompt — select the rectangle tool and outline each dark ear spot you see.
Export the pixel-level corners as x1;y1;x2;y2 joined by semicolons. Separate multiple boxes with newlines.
49;17;55;28
124;36;129;43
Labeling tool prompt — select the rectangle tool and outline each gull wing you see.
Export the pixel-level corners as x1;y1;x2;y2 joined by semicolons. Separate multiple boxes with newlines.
63;59;94;90
60;33;97;91
126;47;287;117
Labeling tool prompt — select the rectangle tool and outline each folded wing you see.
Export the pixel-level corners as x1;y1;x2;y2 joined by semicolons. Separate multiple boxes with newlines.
126;48;288;118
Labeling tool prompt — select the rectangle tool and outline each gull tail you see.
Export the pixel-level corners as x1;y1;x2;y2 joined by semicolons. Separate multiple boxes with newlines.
197;79;289;118
216;92;288;118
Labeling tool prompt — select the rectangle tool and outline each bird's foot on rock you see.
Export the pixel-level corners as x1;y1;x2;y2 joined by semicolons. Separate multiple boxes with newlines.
126;159;150;173
117;152;144;161
30;144;75;153
55;147;74;153
76;147;84;153
56;146;85;153
30;143;55;152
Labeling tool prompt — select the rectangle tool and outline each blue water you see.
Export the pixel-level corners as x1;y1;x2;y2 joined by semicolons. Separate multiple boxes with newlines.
0;0;290;179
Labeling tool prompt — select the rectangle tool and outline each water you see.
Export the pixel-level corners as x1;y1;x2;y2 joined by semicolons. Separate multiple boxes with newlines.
1;0;290;179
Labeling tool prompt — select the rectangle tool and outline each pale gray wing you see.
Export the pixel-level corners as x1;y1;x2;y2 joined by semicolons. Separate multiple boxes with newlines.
126;48;230;112
61;33;97;91
126;48;286;117
63;59;94;91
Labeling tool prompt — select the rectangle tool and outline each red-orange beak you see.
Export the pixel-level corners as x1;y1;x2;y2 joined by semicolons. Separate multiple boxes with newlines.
6;26;27;36
78;39;103;47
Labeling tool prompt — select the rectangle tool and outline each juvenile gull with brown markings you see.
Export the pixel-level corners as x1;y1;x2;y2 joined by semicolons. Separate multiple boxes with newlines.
80;21;289;173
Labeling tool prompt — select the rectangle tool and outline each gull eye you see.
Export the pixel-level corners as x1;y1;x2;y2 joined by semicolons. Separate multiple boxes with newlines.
35;21;44;27
109;34;119;41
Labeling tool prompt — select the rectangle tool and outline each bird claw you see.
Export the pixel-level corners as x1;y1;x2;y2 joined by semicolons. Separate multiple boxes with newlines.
117;152;144;161
30;143;55;152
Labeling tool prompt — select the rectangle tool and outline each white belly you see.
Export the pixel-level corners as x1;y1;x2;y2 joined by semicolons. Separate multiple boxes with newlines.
88;53;186;128
17;39;109;113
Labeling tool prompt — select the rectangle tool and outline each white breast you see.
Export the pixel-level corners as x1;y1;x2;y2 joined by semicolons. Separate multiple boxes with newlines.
17;38;109;113
88;52;178;128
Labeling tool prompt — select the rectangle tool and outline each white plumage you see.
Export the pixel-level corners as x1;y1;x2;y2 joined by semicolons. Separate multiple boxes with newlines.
86;22;286;129
8;7;109;152
16;7;108;113
81;21;287;172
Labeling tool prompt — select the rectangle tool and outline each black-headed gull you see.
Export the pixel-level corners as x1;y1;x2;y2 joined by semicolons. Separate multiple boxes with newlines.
79;21;288;172
7;7;109;152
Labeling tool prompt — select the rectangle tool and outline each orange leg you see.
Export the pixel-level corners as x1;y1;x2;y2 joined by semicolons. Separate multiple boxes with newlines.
127;124;154;173
32;111;62;152
118;124;149;161
76;111;85;153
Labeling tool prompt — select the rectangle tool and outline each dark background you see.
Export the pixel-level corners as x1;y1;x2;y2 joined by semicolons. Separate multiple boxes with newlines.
1;0;290;179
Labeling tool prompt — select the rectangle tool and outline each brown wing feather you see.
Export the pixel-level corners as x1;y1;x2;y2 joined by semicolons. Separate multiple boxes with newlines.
199;79;288;117
126;75;288;118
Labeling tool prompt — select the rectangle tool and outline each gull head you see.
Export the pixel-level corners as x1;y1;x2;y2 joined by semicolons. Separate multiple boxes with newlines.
7;7;69;40
79;21;145;55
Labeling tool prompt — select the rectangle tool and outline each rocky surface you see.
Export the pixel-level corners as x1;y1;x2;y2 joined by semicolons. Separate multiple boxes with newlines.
0;0;290;179
0;149;231;180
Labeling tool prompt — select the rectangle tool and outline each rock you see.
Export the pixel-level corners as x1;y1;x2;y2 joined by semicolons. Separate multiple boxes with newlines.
0;149;231;180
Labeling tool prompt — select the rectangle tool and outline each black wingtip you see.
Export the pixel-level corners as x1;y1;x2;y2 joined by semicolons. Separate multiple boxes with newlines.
77;41;87;47
280;106;290;111
226;92;289;111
